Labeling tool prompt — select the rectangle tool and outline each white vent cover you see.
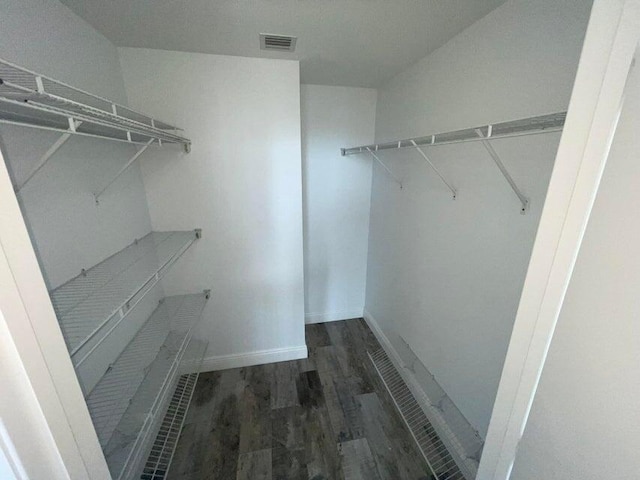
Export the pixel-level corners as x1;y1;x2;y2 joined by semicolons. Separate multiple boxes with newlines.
259;33;297;52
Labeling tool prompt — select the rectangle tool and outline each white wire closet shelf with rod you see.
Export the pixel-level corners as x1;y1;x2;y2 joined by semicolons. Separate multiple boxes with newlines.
50;230;201;370
341;112;566;213
85;292;210;480
0;57;192;195
0;58;190;147
0;58;206;480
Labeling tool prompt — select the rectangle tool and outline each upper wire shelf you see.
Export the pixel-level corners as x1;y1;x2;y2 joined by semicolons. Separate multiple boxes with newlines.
341;112;566;156
50;230;201;365
0;58;191;150
85;292;209;480
342;111;566;213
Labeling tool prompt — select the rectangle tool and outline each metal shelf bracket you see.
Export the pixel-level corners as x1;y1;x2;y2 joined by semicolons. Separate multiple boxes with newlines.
366;147;403;189
15;120;83;193
474;128;529;214
94;138;154;204
409;140;456;200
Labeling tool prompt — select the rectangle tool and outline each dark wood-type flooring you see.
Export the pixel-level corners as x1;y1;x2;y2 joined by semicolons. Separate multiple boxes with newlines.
168;319;432;479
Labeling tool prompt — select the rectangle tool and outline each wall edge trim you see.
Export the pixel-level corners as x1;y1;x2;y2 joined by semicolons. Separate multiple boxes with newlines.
199;345;308;372
304;309;364;324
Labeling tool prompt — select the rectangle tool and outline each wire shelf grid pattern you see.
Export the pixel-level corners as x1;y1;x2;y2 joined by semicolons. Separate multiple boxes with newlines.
50;231;198;359
140;372;200;480
369;349;466;480
0;58;190;147
341;112;566;156
86;294;208;480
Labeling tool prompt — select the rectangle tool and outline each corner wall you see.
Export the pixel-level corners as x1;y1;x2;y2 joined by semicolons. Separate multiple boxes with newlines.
0;0;153;290
0;0;154;476
365;0;592;440
118;48;306;369
301;84;376;324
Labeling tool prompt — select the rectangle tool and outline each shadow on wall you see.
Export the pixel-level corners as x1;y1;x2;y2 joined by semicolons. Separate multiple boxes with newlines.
392;334;484;468
0;131;53;288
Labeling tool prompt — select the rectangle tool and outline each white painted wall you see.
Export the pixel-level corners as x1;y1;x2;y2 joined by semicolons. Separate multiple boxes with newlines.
301;84;376;324
0;0;153;290
511;50;640;480
0;135;110;478
365;0;593;438
0;0;163;396
118;48;306;368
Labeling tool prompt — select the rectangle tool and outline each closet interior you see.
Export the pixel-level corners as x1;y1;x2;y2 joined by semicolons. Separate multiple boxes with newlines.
3;1;633;480
0;58;210;479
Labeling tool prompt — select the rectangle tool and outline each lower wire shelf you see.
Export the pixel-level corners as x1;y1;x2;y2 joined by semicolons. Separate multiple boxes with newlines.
85;292;209;480
140;370;201;480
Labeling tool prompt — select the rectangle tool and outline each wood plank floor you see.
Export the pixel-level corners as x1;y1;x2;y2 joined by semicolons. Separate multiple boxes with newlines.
168;319;433;480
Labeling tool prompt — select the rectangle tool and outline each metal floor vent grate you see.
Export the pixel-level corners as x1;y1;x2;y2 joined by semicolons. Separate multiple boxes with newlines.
368;349;467;480
140;372;199;480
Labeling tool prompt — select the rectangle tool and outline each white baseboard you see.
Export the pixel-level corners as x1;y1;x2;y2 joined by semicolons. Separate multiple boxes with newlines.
362;309;479;479
199;344;308;372
362;309;412;382
304;309;364;324
363;309;437;413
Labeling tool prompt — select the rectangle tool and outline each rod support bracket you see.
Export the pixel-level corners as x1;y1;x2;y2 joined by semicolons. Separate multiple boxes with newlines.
365;146;403;189
184;142;191;154
409;140;457;199
474;129;530;213
195;228;203;239
204;289;212;300
94;139;154;203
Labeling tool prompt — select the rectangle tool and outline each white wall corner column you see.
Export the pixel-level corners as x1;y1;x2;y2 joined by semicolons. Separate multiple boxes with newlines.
300;84;376;325
478;1;640;478
119;50;306;368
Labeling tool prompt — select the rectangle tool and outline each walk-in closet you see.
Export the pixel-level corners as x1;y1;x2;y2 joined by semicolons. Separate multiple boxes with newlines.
1;1;639;480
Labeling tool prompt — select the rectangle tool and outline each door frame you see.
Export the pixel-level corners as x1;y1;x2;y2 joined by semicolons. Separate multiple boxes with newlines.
478;0;640;478
0;149;110;478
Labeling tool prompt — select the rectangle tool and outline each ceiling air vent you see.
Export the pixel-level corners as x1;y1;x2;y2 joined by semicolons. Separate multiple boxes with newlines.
260;33;297;52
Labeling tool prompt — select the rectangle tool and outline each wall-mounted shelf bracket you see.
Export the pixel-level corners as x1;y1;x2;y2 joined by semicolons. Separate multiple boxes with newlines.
15;120;83;193
409;140;456;200
341;112;564;205
94;138;154;204
474;128;529;214
366;147;403;189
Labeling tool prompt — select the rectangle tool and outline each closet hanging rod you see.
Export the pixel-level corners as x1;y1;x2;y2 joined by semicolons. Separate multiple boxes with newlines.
0;57;191;151
340;112;566;156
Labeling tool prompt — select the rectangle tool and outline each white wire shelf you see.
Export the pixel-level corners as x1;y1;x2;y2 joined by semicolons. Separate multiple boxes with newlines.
369;348;468;480
50;230;200;363
342;112;566;213
0;58;191;149
139;365;203;479
85;293;209;480
341;112;566;155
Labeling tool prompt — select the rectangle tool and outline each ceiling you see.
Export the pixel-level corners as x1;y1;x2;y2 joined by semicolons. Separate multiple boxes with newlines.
60;0;506;88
